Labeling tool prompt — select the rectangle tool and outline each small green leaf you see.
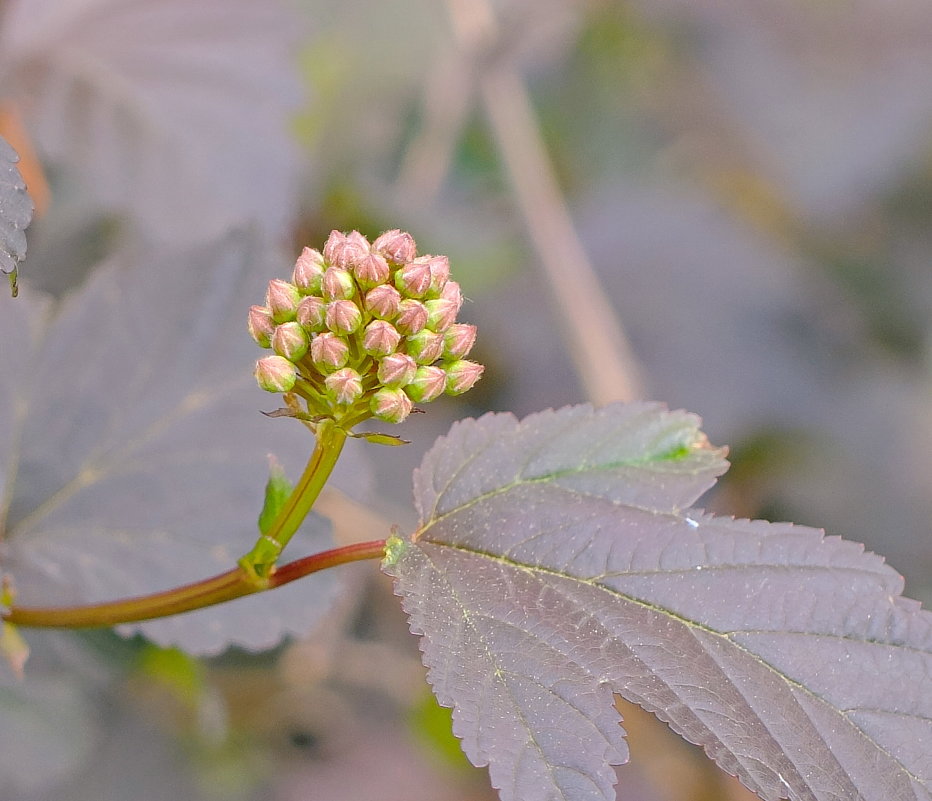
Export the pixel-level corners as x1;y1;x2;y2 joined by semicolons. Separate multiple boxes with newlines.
351;431;410;446
257;457;294;535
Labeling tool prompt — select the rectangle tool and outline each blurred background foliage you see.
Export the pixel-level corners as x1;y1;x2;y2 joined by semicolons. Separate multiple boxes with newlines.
3;0;932;799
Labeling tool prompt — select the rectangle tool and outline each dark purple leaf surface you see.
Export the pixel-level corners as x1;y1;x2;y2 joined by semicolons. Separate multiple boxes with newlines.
386;404;932;801
0;0;303;242
0;134;33;277
0;232;341;655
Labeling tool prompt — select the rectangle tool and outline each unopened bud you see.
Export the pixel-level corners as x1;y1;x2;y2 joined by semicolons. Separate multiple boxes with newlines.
255;355;297;393
324;367;364;405
323;230;370;269
354;252;390;289
272;321;309;361
266;279;301;323
365;284;402;319
395;298;428;335
444;359;484;395
310;332;349;372
293;247;326;294
405;365;446;403
370;387;413;424
373;229;417;264
440;280;463;313
443;323;477;359
377;353;417;387
326;299;363;335
363;319;401;356
296;295;327;332
405;329;444;364
395;259;432;298
424;298;458;332
322;267;357;301
421;255;450;298
247;305;275;348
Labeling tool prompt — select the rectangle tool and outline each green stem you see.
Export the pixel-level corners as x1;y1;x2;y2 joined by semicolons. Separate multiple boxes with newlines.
3;539;387;629
240;418;348;579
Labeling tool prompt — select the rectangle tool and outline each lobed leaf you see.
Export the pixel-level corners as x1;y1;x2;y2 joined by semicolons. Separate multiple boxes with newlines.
386;404;932;801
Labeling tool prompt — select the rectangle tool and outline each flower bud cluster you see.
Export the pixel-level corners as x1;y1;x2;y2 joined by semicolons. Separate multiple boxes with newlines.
251;230;483;425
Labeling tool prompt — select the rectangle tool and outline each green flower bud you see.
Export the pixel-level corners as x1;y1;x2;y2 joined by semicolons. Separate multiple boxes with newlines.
255;355;297;393
424;298;458;333
363;319;401;357
354;251;390;289
322;267;357;301
405;329;444;365
394;259;432;298
395;298;428;335
442;323;477;359
370;387;413;424
272;321;309;361
444;359;484;395
377;353;417;387
365;284;402;319
247;305;275;348
373;229;416;265
323;230;370;269
296;295;327;332
324;367;364;405
310;332;349;372
405;365;446;403
326;299;363;335
292;247;325;294
266;279;301;323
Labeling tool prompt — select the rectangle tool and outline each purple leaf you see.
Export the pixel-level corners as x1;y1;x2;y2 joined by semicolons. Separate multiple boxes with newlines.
386;404;932;801
0;0;303;242
0;232;346;655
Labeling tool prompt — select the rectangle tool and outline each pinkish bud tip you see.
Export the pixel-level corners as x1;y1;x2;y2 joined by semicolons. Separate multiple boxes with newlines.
405;329;445;365
266;279;301;323
321;267;357;301
377;352;418;388
255;355;298;393
394;298;429;335
296;295;327;332
293;247;326;294
395;259;432;299
247;305;276;348
405;365;446;403
323;230;370;270
443;323;477;359
370;387;414;424
272;321;310;361
444;359;484;395
310;332;350;372
363;319;401;357
324;367;364;405
325;299;363;335
365;284;402;319
373;229;417;265
354;252;390;289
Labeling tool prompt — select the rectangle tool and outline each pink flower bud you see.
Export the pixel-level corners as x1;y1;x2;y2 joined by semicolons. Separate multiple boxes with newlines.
326;299;363;335
444;359;484;395
321;267;357;301
443;323;477;359
363;319;401;356
405;365;446;403
395;298;428;335
293;247;326;294
440;280;463;313
323;230;370;269
377;353;417;387
266;279;301;323
373;229;417;264
421;255;450;298
324;367;364;405
272;321;309;361
247;305;275;348
370;387;413;424
354;252;390;289
310;332;349;372
424;298;458;332
296;295;327;332
405;329;444;364
365;284;402;319
394;259;432;298
255;355;297;393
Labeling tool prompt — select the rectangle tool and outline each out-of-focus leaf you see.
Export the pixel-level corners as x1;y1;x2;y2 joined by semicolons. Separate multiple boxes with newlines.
0;231;341;655
0;0;304;243
0;134;34;294
386;403;932;801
